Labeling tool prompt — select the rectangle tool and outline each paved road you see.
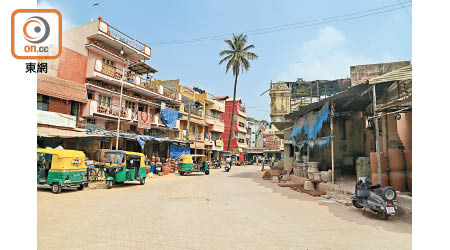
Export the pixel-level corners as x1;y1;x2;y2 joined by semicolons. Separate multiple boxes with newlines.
38;165;411;250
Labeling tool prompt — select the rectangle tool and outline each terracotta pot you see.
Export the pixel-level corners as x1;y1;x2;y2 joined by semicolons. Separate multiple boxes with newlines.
370;152;387;173
388;150;405;172
406;171;412;192
388;171;406;192
162;166;170;175
404;150;412;172
371;173;389;187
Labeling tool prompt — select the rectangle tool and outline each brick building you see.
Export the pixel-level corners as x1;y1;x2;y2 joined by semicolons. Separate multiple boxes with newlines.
220;98;248;161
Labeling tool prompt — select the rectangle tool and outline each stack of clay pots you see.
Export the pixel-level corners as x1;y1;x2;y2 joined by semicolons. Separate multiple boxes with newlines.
300;163;308;178
404;150;412;192
307;162;320;180
167;158;178;173
387;150;406;192
370;152;388;187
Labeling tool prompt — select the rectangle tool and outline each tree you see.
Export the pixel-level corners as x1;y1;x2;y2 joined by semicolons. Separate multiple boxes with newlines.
219;34;258;154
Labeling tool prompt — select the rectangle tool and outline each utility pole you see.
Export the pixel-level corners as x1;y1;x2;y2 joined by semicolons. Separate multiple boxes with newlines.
116;59;129;150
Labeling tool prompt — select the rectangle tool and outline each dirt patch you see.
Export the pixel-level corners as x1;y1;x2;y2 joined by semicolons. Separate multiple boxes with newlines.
278;183;327;197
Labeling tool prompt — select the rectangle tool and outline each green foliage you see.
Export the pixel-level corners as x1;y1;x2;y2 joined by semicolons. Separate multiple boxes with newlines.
218;34;258;77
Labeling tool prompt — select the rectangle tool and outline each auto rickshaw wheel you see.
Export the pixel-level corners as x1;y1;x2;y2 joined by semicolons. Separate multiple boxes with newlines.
77;184;84;191
106;180;113;189
140;177;145;185
205;170;210;175
51;183;61;194
179;172;184;176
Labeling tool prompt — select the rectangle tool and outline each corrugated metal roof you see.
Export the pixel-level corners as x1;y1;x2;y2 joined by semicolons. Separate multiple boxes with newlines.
369;65;412;85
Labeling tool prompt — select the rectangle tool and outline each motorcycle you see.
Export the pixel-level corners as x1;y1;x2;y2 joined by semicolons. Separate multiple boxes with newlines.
224;161;231;172
213;160;222;169
350;177;398;220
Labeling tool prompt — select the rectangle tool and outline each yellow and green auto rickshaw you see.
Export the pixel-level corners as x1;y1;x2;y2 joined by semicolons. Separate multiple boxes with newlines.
37;148;88;194
178;154;210;176
103;150;147;189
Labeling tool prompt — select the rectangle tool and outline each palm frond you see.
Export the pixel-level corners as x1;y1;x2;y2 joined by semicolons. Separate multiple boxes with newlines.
219;54;232;65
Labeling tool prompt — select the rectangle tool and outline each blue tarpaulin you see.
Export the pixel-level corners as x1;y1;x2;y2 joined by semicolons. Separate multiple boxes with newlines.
160;108;182;129
85;128;191;149
169;144;190;160
291;101;330;146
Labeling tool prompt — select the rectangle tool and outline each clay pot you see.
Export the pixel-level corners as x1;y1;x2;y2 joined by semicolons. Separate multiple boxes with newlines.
313;172;321;182
404;150;412;172
371;173;389;187
162;166;170;175
389;171;406;192
320;170;332;183
406;171;412;192
388;150;405;172
370;152;387;173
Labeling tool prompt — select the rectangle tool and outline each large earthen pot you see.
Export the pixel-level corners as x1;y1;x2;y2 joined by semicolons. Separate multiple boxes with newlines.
404;150;412;172
389;171;406;192
370;152;387;173
162;165;170;175
406;171;412;192
388;150;405;172
372;173;389;187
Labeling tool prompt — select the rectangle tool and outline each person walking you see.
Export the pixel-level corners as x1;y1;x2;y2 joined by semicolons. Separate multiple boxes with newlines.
261;157;265;171
271;157;275;167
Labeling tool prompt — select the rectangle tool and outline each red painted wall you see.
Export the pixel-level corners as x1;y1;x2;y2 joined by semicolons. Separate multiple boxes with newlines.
220;99;246;160
57;47;88;84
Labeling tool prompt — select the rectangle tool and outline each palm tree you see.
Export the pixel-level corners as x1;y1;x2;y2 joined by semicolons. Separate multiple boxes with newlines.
219;34;258;153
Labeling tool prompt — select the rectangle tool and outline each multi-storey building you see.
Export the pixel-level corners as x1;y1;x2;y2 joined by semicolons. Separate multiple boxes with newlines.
178;85;207;154
220;98;248;161
38;17;185;159
205;97;225;160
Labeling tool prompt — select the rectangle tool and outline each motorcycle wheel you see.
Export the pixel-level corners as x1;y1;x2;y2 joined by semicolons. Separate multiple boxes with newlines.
378;212;389;220
352;200;363;209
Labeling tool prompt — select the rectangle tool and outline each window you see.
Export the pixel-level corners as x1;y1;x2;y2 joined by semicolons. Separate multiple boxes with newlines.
130;125;137;132
87;90;93;100
102;58;115;67
99;94;111;107
125;100;136;111
138;103;148;112
37;95;49;111
70;101;79;116
87;118;96;124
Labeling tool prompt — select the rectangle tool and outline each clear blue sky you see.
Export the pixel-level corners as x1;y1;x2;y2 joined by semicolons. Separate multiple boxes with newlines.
38;0;412;121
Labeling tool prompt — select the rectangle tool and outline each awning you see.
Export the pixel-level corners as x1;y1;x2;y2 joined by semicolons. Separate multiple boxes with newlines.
285;83;369;120
37;74;88;103
128;61;158;74
38;127;105;138
369;65;412;85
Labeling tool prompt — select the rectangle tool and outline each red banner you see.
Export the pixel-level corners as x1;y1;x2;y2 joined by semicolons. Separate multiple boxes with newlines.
138;111;151;129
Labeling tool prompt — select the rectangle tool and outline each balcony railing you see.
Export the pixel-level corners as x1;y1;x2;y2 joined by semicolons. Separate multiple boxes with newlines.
95;102;138;121
141;81;180;100
99;63;123;80
205;114;224;123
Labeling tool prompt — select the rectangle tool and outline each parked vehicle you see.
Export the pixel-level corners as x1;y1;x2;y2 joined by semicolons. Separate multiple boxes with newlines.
103;150;147;189
37;148;88;194
213;160;222;169
350;177;398;220
178;155;210;176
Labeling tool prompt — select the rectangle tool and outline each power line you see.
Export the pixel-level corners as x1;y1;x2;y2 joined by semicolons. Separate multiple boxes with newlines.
148;1;411;45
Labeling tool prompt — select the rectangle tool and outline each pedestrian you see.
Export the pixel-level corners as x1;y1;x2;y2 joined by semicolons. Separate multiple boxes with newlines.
271;157;275;167
261;157;265;171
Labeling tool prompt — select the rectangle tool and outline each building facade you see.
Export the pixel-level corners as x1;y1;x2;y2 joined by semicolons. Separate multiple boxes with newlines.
220;98;248;160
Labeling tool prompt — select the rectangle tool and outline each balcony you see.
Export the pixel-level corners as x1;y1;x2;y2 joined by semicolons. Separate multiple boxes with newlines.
237;123;247;133
88;59;141;86
95;18;151;61
81;99;138;121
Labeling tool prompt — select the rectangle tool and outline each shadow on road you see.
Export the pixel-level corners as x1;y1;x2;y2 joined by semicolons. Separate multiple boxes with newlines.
243;168;411;234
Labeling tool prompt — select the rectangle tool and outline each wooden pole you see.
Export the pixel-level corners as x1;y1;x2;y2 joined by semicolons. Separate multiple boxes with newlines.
372;85;382;185
330;100;335;184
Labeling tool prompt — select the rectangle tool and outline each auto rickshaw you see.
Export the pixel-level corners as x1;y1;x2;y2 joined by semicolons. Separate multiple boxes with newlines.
178;154;210;176
37;148;88;194
103;150;146;189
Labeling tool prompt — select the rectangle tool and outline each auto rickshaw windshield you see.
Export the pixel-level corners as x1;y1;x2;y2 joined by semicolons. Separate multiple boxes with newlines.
106;152;124;163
